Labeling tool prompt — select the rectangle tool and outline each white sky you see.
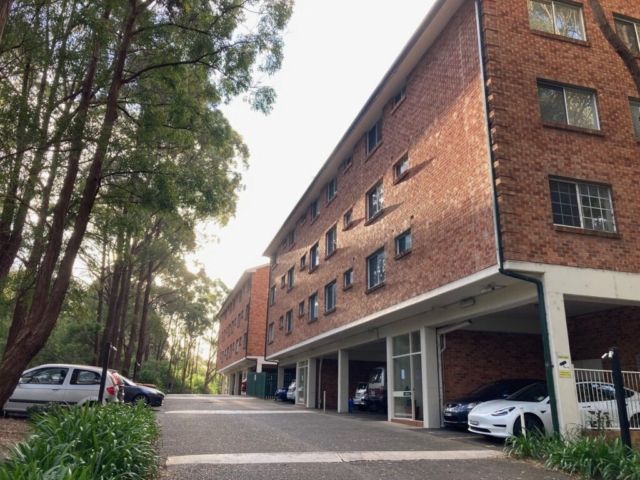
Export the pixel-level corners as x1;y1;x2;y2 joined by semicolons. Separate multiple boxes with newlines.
192;0;436;290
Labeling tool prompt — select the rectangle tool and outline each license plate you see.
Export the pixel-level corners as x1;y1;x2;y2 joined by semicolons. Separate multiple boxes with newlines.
469;420;479;426
444;413;453;417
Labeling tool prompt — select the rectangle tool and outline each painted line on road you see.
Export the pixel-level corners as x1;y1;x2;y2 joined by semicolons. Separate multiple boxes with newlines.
165;396;257;400
165;410;314;415
166;450;503;466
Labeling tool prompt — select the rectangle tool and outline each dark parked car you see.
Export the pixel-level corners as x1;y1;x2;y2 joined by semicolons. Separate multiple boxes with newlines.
443;379;542;428
121;376;165;407
274;387;288;402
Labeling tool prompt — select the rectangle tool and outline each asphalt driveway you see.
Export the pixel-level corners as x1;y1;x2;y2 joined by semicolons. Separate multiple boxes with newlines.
157;394;570;479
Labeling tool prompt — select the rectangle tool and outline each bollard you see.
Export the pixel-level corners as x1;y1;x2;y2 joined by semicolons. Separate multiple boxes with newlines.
323;391;326;414
519;407;526;437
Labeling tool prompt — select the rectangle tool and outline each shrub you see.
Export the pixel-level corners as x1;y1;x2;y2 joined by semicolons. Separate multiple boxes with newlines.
0;403;160;480
506;431;640;480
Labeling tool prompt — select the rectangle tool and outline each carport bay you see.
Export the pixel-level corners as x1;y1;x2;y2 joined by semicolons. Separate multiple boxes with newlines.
266;263;640;434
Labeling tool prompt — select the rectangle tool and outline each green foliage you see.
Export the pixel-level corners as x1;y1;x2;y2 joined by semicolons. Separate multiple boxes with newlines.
0;403;159;479
506;430;640;480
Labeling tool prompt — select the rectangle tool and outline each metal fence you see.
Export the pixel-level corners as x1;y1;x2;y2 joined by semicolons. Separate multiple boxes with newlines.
246;372;279;400
574;368;640;430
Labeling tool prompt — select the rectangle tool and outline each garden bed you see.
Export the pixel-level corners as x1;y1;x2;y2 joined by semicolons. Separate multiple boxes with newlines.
0;418;30;459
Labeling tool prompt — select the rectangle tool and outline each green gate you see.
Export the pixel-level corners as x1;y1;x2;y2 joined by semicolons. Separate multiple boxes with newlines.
246;372;279;399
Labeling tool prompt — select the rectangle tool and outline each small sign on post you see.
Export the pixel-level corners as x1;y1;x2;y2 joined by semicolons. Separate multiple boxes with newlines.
557;355;571;378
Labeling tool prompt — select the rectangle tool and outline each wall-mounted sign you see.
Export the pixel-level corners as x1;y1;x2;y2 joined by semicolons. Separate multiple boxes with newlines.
557;355;571;378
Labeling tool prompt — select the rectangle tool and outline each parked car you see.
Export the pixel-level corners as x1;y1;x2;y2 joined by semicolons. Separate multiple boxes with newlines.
3;364;120;413
274;387;288;402
468;381;640;439
241;378;247;394
120;376;164;407
365;367;387;412
109;369;126;403
286;380;296;403
443;379;542;428
353;382;369;411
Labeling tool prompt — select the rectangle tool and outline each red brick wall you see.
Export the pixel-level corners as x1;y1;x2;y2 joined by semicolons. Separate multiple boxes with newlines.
568;306;640;372
267;0;496;357
315;359;384;410
247;266;269;357
482;0;640;270
442;330;545;402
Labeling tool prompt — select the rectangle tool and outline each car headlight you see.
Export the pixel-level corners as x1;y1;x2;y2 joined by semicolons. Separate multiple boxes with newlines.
465;402;482;410
491;406;516;416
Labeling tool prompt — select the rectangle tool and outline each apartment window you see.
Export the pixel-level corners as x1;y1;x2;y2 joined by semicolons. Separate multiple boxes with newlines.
614;16;640;53
310;243;319;270
343;154;353;171
343;208;353;229
300;211;307;225
343;268;354;289
630;99;640;138
308;293;318;321
537;82;599;130
325;281;337;312
396;229;412;256
268;323;274;343
279;315;284;329
235;340;239;352
243;333;248;348
367;183;384;220
549;179;616;232
285;310;293;333
327;177;338;202
367;118;383;154
394;154;409;181
311;198;320;221
393;85;406;108
246;304;250;319
269;285;276;305
325;225;337;256
288;229;296;247
270;253;277;268
287;266;294;290
528;0;586;40
367;248;386;289
298;300;305;316
280;275;286;288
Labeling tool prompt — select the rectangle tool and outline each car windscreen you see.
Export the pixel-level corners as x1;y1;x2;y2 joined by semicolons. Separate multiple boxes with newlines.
369;369;383;384
468;383;499;396
508;383;548;402
357;383;368;390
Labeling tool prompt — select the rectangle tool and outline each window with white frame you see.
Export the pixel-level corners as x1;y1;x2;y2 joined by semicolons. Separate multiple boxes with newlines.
308;292;318;321
327;177;337;202
311;198;319;220
279;315;284;329
394;154;409;180
269;285;276;305
326;226;337;256
287;267;294;289
393;85;406;108
285;310;293;333
549;179;616;232
280;275;285;288
343;208;353;229
615;16;640;53
310;243;319;269
528;0;586;40
325;281;337;312
298;300;304;316
367;248;386;289
367;182;384;220
343;268;354;288
630;99;640;138
300;211;307;225
367;119;383;154
300;253;306;269
267;324;274;342
288;229;295;247
537;82;599;130
396;229;412;256
343;154;353;170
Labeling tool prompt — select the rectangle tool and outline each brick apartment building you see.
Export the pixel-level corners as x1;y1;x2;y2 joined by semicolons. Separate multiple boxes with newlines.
262;0;640;431
216;265;275;395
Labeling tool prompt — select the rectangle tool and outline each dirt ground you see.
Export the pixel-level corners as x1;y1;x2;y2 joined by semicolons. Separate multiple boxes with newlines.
0;417;30;459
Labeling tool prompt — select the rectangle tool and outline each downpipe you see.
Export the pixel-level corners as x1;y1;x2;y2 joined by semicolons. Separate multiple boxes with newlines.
474;0;560;434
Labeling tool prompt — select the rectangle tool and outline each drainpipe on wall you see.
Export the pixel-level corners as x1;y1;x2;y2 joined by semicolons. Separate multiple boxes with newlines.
474;0;560;434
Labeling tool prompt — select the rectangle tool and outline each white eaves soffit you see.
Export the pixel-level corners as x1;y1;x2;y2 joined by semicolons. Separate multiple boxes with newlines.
263;0;468;256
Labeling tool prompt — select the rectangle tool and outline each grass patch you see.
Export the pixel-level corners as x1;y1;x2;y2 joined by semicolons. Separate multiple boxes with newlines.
506;431;640;480
0;403;159;479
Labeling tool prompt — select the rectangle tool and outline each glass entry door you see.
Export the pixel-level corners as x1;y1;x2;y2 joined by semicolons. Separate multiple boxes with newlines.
297;360;308;405
392;332;423;421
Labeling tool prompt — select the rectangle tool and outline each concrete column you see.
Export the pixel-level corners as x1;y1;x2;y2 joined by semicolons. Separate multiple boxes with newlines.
543;287;581;432
256;359;263;373
235;372;242;396
386;336;394;419
421;326;441;428
337;349;349;413
306;358;317;409
277;366;285;389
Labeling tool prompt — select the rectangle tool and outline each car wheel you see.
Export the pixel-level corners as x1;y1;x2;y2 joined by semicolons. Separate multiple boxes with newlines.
630;414;640;428
513;414;544;436
132;394;149;406
369;402;380;413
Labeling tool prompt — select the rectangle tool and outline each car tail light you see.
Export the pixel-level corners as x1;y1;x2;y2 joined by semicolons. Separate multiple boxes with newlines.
106;386;115;395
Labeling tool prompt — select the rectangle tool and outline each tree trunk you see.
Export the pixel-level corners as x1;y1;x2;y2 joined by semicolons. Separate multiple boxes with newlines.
122;263;145;377
93;232;108;365
100;257;123;364
113;263;132;369
134;261;153;378
0;0;13;45
587;0;640;95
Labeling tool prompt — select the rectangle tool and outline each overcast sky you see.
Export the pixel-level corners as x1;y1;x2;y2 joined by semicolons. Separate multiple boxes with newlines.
191;0;436;290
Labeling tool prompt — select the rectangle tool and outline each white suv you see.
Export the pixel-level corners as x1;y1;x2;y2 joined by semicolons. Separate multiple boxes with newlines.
3;364;120;413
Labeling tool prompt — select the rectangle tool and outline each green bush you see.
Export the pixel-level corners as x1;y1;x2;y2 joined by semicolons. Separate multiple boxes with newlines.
506;431;640;480
0;403;160;480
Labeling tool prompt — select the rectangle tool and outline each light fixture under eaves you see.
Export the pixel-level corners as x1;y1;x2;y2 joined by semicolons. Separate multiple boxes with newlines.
459;297;475;309
479;284;506;294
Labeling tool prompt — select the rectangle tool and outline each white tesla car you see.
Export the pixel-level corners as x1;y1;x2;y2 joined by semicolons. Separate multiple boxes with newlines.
468;381;640;439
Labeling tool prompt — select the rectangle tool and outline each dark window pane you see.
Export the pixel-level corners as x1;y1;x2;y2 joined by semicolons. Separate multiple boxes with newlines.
615;19;640;53
538;84;567;124
528;0;554;33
